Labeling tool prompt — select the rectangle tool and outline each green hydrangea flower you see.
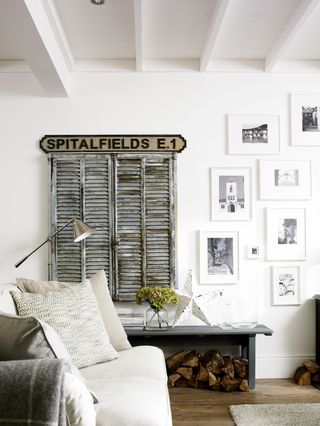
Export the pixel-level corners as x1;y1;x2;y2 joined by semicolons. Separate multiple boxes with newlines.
136;287;179;311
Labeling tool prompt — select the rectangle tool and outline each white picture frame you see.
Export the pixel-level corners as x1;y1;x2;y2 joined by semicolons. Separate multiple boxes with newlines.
259;160;311;200
199;231;239;284
211;167;252;221
266;208;306;261
291;94;320;146
228;114;280;155
272;265;301;306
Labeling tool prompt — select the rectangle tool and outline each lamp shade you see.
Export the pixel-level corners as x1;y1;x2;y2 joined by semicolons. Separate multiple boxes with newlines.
73;219;94;242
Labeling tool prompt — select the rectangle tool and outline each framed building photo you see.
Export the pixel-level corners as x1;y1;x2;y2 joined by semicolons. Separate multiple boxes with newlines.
211;167;252;221
199;231;239;284
266;208;306;260
272;265;301;306
228;114;280;155
259;160;311;200
291;94;320;146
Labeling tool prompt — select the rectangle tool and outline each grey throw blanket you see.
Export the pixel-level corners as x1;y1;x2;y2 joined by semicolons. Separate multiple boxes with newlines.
0;358;68;426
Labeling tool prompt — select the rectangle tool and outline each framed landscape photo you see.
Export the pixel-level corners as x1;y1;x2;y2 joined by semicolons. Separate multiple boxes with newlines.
291;94;320;146
266;208;306;260
272;265;301;306
211;167;252;221
199;231;239;284
259;160;311;200
228;114;280;155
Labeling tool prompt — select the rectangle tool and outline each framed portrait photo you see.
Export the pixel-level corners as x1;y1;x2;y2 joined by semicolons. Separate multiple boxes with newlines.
211;167;252;221
266;208;306;260
259;160;311;200
291;94;320;146
228;114;280;155
272;265;301;306
199;231;239;284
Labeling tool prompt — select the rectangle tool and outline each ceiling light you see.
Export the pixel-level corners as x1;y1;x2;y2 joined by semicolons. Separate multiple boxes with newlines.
91;0;105;4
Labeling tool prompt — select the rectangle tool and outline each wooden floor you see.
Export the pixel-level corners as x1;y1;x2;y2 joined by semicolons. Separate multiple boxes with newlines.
169;379;320;426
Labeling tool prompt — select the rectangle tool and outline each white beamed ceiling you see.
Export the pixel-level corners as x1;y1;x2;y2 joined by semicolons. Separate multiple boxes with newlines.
1;0;320;96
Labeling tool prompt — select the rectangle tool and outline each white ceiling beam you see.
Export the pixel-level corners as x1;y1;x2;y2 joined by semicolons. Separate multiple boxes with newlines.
265;0;320;72
134;0;143;72
3;0;71;96
200;0;232;72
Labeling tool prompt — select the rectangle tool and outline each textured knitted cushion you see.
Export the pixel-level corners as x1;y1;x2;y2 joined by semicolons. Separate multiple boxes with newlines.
11;281;118;368
17;270;131;351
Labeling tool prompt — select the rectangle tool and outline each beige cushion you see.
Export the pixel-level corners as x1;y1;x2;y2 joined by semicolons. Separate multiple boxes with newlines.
0;283;19;315
11;281;118;368
65;371;96;426
17;270;131;351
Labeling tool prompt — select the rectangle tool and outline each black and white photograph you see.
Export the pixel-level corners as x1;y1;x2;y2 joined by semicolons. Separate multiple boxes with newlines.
267;208;306;260
207;237;233;275
242;123;268;143
219;175;244;213
259;160;311;200
274;169;299;186
228;114;279;154
302;106;320;132
278;218;297;245
291;94;320;146
200;231;239;284
272;266;301;306
211;167;251;221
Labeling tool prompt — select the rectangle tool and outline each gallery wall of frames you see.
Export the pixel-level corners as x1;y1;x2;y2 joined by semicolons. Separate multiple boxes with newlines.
202;94;315;307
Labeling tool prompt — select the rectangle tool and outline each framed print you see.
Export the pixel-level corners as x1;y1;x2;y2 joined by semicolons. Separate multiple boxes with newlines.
259;160;311;200
266;208;306;260
228;114;280;155
272;265;301;306
247;245;260;259
211;167;252;221
199;231;239;284
291;94;320;146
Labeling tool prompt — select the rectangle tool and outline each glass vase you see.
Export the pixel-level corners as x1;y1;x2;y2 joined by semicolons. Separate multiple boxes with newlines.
145;307;169;330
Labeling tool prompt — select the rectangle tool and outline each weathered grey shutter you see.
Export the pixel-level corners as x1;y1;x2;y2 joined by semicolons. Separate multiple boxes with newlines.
50;156;82;282
114;154;175;302
50;154;112;284
50;153;176;301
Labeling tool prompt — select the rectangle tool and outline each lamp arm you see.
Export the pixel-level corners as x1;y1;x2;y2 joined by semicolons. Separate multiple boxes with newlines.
15;217;75;268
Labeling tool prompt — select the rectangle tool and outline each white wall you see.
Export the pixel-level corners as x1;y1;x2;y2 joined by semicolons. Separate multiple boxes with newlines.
1;71;320;378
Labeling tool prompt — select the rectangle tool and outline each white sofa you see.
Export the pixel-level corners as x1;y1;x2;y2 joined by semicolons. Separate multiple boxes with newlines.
0;283;172;426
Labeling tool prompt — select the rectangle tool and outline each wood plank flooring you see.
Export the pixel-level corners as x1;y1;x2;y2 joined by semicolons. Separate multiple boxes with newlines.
169;379;320;425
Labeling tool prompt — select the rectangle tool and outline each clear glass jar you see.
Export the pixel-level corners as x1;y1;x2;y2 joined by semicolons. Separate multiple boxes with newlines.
145;307;169;330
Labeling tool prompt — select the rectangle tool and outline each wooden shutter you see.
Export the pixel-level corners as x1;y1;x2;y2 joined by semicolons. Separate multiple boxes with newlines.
50;153;176;301
50;154;112;284
50;156;82;282
114;154;175;302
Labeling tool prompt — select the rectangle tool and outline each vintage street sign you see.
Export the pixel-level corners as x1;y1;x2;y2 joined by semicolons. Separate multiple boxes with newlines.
40;135;186;153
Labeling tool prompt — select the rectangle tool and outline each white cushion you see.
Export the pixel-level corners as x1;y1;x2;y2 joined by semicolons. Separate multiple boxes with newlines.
17;270;131;352
92;378;172;426
64;371;96;426
0;283;19;315
81;346;167;382
11;281;118;368
81;346;172;426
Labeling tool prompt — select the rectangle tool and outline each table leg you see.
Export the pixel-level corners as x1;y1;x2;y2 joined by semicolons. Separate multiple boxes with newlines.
248;334;256;390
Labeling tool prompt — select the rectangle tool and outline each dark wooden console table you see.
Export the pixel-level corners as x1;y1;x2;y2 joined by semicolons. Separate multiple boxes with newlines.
125;324;273;389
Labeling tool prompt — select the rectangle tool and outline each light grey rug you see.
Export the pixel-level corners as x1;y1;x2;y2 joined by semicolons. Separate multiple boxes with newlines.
229;403;320;426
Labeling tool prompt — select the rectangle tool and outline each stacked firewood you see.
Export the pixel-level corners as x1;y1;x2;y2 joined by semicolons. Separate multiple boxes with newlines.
294;360;320;386
166;349;249;392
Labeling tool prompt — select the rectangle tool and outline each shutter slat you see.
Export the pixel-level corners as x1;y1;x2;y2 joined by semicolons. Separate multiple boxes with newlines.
54;159;82;282
84;157;111;281
145;158;172;288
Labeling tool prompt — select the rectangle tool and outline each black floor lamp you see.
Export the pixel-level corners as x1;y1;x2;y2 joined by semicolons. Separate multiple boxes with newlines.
15;218;94;268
